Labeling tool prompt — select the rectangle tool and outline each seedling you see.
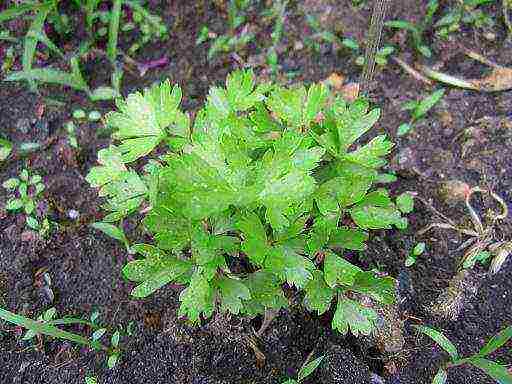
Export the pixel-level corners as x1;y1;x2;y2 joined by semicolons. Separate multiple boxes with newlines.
199;0;255;60
405;242;426;267
0;0;167;100
87;69;412;337
435;0;495;38
282;354;325;384
3;169;49;232
397;88;445;136
385;0;439;57
414;324;512;384
0;306;127;370
419;186;511;274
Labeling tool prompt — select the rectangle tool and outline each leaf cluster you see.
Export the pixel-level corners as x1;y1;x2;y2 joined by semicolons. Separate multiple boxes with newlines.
87;70;411;335
415;325;512;384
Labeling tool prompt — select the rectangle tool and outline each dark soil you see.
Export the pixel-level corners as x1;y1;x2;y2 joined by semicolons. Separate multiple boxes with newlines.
1;1;512;383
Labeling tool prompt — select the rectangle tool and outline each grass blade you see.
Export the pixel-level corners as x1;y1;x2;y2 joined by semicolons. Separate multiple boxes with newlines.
0;2;44;23
414;325;459;362
22;1;55;91
5;68;89;92
0;307;90;346
107;0;122;64
469;358;512;384
477;326;512;358
26;30;64;58
298;355;324;381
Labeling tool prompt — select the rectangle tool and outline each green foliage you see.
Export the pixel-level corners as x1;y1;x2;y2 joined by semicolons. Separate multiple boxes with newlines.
435;0;495;38
2;168;49;233
385;0;439;58
198;0;255;60
415;324;512;384
281;354;325;384
398;89;445;136
87;70;411;336
0;306;128;369
405;241;426;267
0;0;167;99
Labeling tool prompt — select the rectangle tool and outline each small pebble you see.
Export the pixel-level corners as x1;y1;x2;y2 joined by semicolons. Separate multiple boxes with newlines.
88;111;102;121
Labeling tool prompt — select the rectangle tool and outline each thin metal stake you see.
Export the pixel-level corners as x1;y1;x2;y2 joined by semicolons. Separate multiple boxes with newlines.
360;0;392;97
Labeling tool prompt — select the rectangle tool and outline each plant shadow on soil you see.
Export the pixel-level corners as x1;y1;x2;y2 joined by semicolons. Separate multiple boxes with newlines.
1;1;512;383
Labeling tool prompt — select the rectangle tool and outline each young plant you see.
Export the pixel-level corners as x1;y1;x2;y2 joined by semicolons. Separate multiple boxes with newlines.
397;88;445;136
199;0;255;60
385;0;439;57
0;0;167;100
87;69;410;336
415;325;512;384
3;168;49;233
435;0;495;39
0;306;127;369
405;242;426;267
282;354;324;384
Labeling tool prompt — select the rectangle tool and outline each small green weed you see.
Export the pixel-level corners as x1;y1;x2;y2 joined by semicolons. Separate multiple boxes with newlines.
405;242;426;267
282;354;325;384
198;0;254;60
0;306;128;369
435;0;495;38
385;0;439;57
0;0;167;100
397;88;445;136
87;69;412;336
3;168;50;233
415;324;512;384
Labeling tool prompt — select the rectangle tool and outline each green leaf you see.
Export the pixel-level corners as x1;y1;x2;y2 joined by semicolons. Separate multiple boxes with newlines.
396;192;414;213
328;227;369;251
0;307;90;346
335;101;381;152
107;352;120;369
85;376;98;384
91;222;127;244
397;123;411;136
86;146;147;219
413;325;459;362
266;85;306;129
90;86;117;101
107;0;122;64
0;138;13;161
298;355;325;381
107;80;186;162
432;368;448;384
304;83;328;126
315;162;376;214
111;330;120;347
344;135;394;168
242;271;288;316
332;294;378;336
2;178;19;189
265;246;315;288
469;358;512;384
413;242;426;256
413;89;445;121
476;326;512;358
225;69;265;112
26;216;39;230
304;270;334;315
306;214;338;255
351;271;396;304
216;277;251;315
350;204;402;230
123;244;192;297
92;328;107;341
5;68;89;92
178;270;215;323
385;20;418;32
323;251;362;288
236;211;270;266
